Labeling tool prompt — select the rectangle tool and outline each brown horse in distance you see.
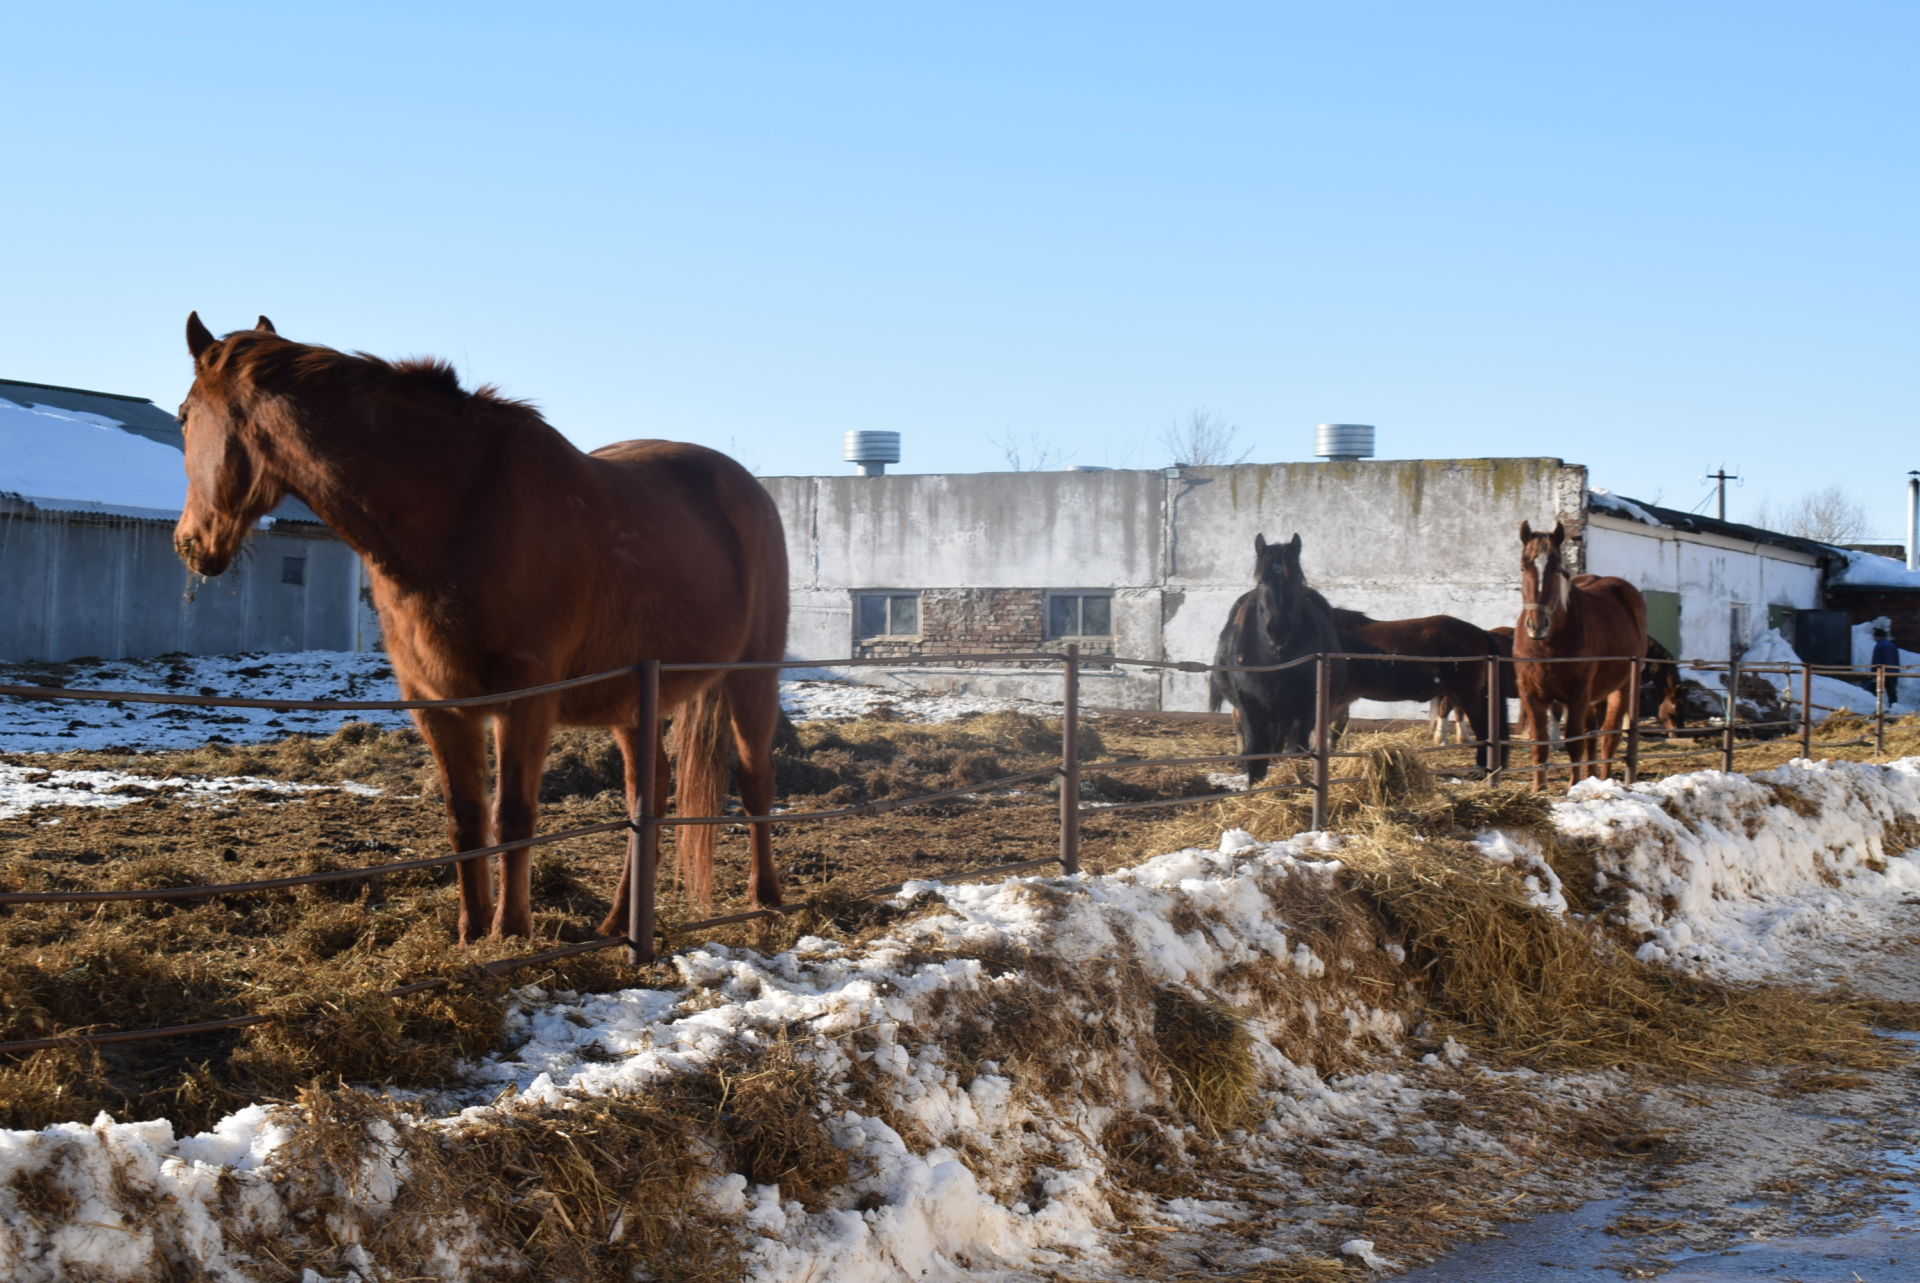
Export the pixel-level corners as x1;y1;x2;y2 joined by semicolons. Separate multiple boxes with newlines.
1331;610;1505;771
174;314;788;943
1514;521;1647;789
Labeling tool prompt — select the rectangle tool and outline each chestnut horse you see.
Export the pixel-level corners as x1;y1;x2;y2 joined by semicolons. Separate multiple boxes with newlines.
1208;533;1345;784
1331;609;1505;772
1514;521;1647;789
174;314;788;943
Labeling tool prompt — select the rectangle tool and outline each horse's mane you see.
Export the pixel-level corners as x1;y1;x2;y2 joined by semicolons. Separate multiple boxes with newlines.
210;333;541;421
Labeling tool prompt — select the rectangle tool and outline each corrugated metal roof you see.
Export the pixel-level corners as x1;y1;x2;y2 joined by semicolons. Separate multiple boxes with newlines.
0;378;186;451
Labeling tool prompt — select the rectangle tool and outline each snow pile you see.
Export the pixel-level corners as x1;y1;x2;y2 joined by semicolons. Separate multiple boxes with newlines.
1707;627;1913;719
0;836;1483;1282
0;396;187;516
1548;759;1920;978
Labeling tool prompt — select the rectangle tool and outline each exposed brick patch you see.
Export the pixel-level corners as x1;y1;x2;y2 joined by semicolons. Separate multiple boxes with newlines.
853;588;1114;663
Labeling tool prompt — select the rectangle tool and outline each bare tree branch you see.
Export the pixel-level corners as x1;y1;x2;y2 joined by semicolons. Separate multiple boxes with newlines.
1752;485;1872;543
989;429;1072;472
1159;409;1250;467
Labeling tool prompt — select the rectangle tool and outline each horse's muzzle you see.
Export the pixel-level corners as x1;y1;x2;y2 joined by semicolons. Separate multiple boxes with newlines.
1522;607;1551;642
174;532;231;577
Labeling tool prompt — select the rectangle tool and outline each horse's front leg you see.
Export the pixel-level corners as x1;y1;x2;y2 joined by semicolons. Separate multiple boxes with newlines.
1561;698;1596;783
491;704;557;939
1239;704;1271;786
1521;696;1551;791
417;707;493;944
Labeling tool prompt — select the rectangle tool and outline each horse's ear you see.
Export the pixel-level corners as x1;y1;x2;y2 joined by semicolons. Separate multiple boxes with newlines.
1520;520;1534;542
186;312;216;360
1254;533;1267;555
255;315;276;334
1287;532;1302;555
1550;521;1566;546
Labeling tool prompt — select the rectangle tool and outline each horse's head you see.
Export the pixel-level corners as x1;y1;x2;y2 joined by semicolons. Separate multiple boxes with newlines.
1252;532;1309;645
173;312;291;577
1517;520;1570;642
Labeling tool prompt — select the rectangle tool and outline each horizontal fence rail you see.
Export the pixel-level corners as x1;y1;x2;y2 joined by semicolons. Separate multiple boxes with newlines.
3;642;1916;1055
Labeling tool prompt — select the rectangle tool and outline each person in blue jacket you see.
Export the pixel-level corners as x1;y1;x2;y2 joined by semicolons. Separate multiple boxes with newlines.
1871;627;1901;703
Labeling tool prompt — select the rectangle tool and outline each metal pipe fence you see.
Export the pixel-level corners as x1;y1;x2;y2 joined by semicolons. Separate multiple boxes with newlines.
2;645;1915;1054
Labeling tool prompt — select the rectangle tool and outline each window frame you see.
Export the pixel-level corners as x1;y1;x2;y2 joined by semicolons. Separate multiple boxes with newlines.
854;591;921;640
1045;590;1114;640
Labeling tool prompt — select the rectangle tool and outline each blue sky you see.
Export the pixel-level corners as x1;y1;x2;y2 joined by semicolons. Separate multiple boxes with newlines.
6;2;1915;536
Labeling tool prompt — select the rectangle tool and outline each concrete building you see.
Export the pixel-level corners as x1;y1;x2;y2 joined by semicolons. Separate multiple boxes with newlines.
764;456;1835;715
0;378;375;663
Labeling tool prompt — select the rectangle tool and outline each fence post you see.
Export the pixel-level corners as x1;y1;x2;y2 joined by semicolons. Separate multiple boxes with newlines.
1722;660;1739;773
1312;654;1332;830
1799;663;1814;761
1059;643;1081;876
1484;650;1505;780
627;659;661;966
1876;666;1888;756
1625;655;1642;785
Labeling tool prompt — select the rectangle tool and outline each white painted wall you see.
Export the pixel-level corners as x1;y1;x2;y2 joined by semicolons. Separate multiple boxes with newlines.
1584;514;1823;663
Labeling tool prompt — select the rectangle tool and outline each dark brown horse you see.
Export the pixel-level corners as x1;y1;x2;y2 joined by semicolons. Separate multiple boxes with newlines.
174;314;788;942
1514;521;1647;789
1208;533;1345;784
1331;610;1505;771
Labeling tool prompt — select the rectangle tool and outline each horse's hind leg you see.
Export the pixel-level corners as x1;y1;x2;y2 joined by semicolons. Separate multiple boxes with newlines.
599;725;670;938
725;666;784;909
416;707;493;945
490;703;557;939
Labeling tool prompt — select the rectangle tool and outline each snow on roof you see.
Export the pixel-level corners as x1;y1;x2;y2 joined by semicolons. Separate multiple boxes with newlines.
0;390;189;516
1587;489;1663;527
1826;546;1920;590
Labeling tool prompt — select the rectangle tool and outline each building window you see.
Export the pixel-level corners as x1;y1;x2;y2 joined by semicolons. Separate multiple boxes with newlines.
281;556;307;587
856;592;919;639
1048;592;1112;639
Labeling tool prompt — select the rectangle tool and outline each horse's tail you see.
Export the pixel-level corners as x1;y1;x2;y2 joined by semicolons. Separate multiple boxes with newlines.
670;682;735;910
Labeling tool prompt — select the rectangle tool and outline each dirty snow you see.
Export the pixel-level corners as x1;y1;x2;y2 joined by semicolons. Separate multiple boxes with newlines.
0;765;380;821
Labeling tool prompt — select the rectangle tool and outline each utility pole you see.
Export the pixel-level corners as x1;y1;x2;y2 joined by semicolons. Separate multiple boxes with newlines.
1705;468;1739;521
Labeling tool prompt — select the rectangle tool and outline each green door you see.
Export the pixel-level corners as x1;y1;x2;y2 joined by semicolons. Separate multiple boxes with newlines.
1643;590;1681;657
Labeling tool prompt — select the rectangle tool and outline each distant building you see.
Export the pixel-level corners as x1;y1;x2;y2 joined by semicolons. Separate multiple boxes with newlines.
763;458;1854;714
0;378;376;662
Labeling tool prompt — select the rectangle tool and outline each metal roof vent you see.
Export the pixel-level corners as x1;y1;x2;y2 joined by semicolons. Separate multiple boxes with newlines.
1315;423;1375;462
843;430;901;477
